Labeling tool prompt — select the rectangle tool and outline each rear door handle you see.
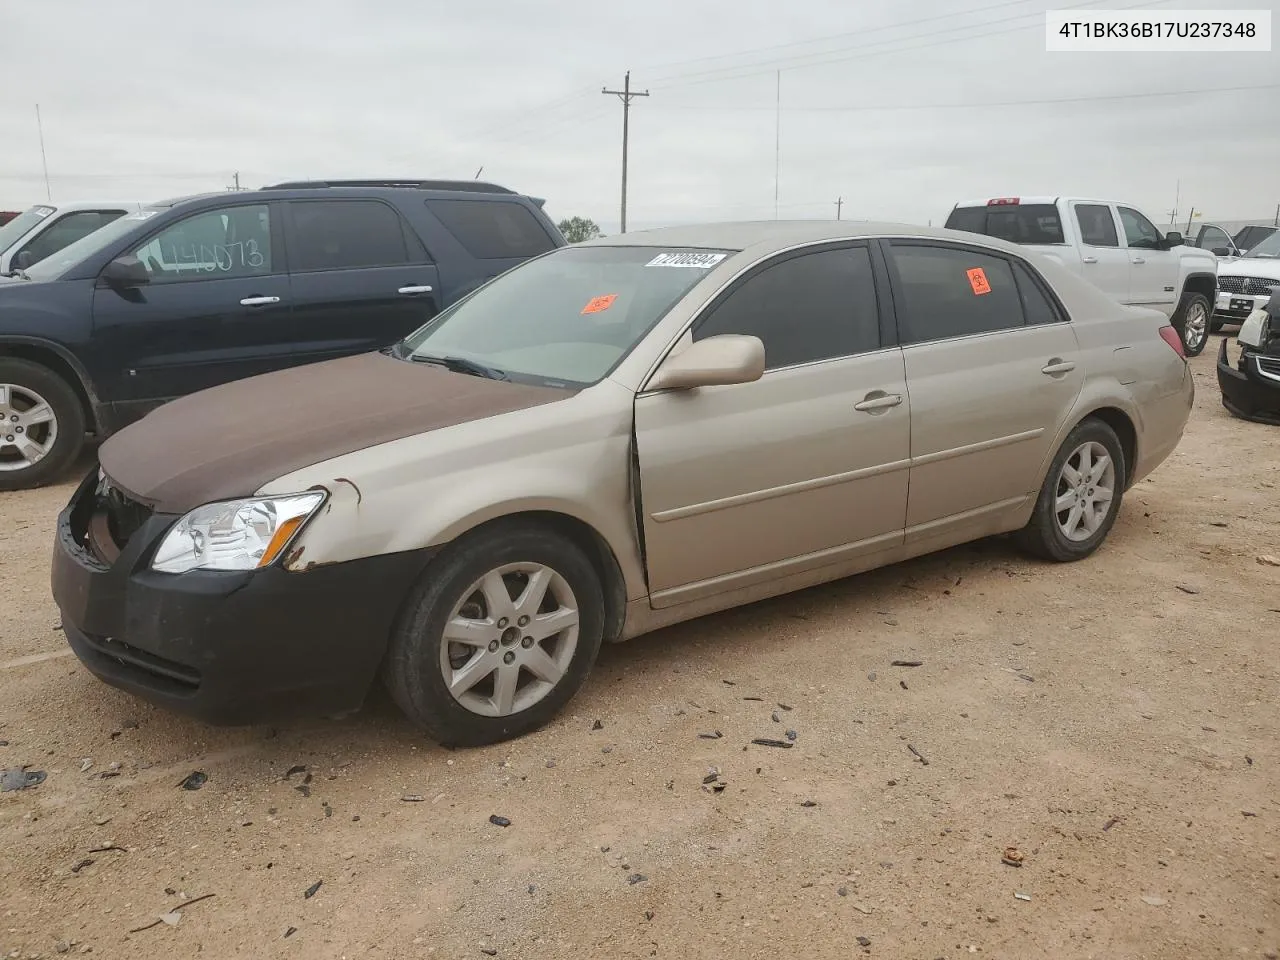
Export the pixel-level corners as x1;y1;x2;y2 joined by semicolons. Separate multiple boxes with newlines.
1131;257;1146;265
1082;256;1098;264
239;296;281;306
398;285;434;295
1041;359;1076;375
853;392;903;413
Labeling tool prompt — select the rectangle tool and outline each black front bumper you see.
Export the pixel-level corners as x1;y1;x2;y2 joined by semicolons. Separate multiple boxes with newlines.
1217;338;1280;426
51;469;436;725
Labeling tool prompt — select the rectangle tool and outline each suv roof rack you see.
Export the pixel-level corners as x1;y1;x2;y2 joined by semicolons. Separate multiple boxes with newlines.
263;179;517;195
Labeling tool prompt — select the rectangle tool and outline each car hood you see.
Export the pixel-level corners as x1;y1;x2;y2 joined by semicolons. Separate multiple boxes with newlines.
97;351;575;514
1220;257;1280;280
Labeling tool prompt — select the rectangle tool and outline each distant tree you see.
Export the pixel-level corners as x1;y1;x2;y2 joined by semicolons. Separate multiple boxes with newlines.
557;216;602;243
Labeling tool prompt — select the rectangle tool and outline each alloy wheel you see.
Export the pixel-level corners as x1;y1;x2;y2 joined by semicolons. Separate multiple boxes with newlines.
1055;440;1116;542
0;383;58;473
1182;300;1208;351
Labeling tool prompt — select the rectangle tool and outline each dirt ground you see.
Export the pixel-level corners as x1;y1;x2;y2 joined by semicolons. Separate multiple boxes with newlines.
1;342;1277;960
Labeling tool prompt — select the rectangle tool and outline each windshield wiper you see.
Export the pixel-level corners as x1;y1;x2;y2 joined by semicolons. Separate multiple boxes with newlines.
410;353;507;380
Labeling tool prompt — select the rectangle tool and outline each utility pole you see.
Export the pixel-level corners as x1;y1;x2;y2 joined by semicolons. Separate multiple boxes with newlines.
602;71;649;234
227;171;242;191
1274;202;1279;227
35;104;51;201
834;197;843;220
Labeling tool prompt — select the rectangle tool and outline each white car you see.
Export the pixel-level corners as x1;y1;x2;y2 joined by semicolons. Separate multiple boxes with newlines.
0;201;146;276
945;197;1218;356
1212;229;1280;332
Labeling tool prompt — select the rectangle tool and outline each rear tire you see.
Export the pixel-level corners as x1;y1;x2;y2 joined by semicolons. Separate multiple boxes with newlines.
0;358;86;492
383;521;605;747
1014;418;1126;563
1172;292;1211;357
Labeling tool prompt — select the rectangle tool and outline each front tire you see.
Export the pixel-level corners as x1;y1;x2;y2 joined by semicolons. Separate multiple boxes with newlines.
1014;419;1126;563
1173;292;1211;357
383;521;605;747
0;358;86;492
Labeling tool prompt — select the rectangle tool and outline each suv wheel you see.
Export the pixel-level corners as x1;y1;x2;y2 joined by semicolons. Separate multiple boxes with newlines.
1014;418;1126;562
1173;292;1211;357
0;358;86;491
384;521;605;747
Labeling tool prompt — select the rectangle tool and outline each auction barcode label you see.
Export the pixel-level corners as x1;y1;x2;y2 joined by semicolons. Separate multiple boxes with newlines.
1046;9;1271;51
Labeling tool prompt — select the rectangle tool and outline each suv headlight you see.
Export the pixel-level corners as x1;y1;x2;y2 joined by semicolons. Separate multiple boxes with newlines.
151;492;326;574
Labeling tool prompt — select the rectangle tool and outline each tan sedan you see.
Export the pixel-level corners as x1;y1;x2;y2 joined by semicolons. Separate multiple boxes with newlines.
51;222;1194;745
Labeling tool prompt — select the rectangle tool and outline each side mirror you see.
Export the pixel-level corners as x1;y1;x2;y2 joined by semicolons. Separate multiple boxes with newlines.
14;250;35;270
648;334;765;391
100;256;150;288
1211;246;1232;257
1163;231;1184;248
1268;289;1280;316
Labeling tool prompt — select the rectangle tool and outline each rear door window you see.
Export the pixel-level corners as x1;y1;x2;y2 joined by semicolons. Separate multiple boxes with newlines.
1074;204;1119;247
944;204;1064;244
888;243;1025;344
286;200;422;272
426;199;557;259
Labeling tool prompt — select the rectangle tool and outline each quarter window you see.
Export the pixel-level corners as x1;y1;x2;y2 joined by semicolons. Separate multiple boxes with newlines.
132;205;274;281
1117;206;1162;250
426;199;557;259
287;200;418;271
693;246;880;370
1075;204;1119;247
889;244;1024;344
1012;261;1061;326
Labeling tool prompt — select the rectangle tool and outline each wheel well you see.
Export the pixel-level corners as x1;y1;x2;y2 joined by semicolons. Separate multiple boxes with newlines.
1083;407;1137;488
1182;273;1216;303
461;511;629;644
0;344;98;434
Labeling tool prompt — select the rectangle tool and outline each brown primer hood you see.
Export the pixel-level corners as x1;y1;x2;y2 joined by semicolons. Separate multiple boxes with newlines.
98;352;573;513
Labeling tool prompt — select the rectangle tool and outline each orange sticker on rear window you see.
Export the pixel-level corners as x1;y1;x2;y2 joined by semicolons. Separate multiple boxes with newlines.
966;267;991;296
581;294;618;315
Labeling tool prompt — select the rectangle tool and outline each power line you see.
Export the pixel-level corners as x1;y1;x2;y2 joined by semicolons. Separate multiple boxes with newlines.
649;0;1168;89
650;82;1280;113
602;71;650;234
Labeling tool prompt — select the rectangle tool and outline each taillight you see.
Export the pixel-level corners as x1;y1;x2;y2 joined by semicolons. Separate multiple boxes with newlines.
1158;325;1185;359
988;197;1020;206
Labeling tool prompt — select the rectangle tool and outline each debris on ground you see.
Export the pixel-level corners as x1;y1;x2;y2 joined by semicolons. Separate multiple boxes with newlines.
79;758;93;773
626;873;648;885
891;660;924;667
126;893;215;933
591;719;604;731
785;729;798;742
1176;584;1201;595
489;815;512;827
1140;894;1167;906
867;672;877;682
1257;555;1280;567
742;696;764;702
88;842;127;854
856;936;872;947
800;800;818;808
1002;847;1024;867
1102;817;1120;831
283;765;307;780
401;794;426;802
284;927;297;938
697;731;723;740
908;744;929;766
1014;892;1032;901
777;703;793;711
303;881;322;899
0;767;46;791
751;738;793;749
900;680;909;689
178;771;207;791
771;712;780;723
70;858;95;873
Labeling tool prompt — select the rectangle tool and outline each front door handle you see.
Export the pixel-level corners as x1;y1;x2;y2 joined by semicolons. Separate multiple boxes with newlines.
1082;256;1098;264
398;285;434;295
853;392;903;413
1131;257;1146;265
239;296;281;306
1041;359;1076;375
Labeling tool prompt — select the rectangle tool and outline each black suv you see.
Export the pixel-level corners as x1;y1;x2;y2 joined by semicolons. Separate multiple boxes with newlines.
0;179;564;490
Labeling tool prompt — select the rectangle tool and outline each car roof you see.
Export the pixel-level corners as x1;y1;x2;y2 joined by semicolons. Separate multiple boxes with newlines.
29;199;147;210
952;197;1118;208
585;219;1034;257
159;181;540;211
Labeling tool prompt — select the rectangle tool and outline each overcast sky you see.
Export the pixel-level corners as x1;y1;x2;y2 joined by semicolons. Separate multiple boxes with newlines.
2;0;1277;232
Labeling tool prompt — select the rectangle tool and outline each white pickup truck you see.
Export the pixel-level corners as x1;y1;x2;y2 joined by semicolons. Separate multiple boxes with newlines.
945;197;1219;356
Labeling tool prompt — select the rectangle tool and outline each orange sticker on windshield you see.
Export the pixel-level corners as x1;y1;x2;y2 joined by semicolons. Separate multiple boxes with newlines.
581;294;618;315
966;267;991;296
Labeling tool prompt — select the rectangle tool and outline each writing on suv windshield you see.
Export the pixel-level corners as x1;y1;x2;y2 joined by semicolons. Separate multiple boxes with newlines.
401;245;734;386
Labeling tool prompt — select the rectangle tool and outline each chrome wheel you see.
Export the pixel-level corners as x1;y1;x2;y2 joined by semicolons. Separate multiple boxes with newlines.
1055;441;1116;542
0;383;58;473
1182;299;1208;351
439;562;580;717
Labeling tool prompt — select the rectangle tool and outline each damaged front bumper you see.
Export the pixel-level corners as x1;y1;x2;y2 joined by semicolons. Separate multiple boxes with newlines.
1217;337;1280;426
51;468;435;725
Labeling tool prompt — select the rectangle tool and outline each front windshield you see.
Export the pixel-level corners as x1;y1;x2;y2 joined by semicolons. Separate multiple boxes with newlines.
1243;231;1280;259
401;245;734;386
22;207;165;280
0;206;55;256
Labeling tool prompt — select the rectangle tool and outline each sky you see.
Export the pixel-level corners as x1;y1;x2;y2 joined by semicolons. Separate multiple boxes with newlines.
1;0;1277;234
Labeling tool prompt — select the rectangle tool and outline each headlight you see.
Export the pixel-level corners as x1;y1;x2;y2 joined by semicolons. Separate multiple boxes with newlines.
150;492;326;574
